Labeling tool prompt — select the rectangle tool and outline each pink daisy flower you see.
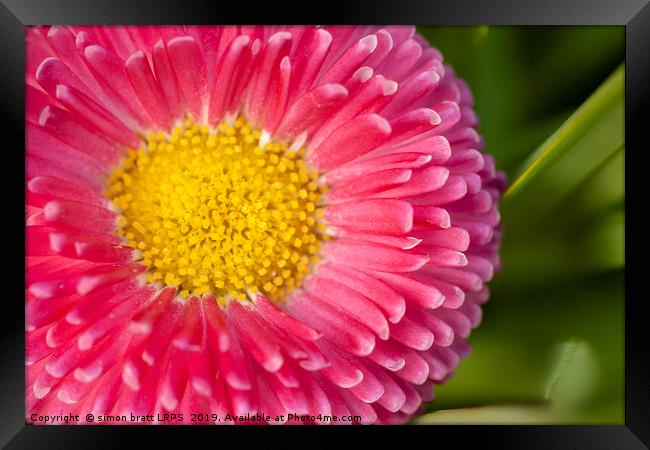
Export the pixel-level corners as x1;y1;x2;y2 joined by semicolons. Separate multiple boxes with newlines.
26;25;505;425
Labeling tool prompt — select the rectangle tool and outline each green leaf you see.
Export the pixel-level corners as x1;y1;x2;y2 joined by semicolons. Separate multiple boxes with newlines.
492;108;573;173
414;399;622;424
503;64;624;218
430;271;624;423
545;338;599;410
564;148;624;220
492;65;625;292
494;150;624;292
419;27;623;175
413;27;625;425
414;404;556;424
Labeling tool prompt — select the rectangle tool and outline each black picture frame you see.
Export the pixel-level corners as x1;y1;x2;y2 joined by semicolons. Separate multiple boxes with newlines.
2;1;648;447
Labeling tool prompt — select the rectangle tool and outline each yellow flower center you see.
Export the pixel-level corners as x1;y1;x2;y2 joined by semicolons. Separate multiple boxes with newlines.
106;117;326;302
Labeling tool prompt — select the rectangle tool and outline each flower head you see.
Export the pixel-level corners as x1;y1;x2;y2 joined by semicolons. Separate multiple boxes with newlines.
26;25;505;424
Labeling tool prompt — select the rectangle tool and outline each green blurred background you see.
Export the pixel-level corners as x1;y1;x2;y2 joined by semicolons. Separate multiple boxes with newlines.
414;26;625;424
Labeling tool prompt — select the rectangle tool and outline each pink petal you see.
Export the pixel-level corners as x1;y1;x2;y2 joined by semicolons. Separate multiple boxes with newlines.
125;50;174;130
325;199;413;235
323;240;429;273
309;114;391;171
166;36;208;121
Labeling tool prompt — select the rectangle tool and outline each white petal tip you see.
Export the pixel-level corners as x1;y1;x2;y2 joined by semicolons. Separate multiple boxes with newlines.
262;356;284;373
352;66;374;83
141;351;155;366
77;334;93;351
57;389;78;405
360;34;378;53
340;369;364;389
191;379;213;398
33;384;51;400
74;364;102;383
76;276;99;296
383;79;398;96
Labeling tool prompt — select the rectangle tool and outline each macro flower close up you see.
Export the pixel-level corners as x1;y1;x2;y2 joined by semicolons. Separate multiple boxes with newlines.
26;25;505;424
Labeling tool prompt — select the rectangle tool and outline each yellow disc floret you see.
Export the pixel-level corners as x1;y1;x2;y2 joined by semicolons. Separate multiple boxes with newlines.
106;117;326;302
